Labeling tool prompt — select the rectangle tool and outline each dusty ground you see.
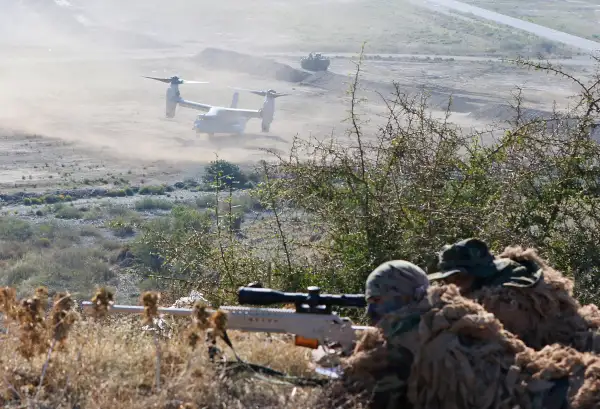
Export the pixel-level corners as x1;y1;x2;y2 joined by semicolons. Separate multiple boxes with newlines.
1;0;595;197
0;51;592;187
0;52;589;195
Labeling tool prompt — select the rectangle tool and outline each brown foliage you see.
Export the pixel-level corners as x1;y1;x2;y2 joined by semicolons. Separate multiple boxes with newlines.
336;283;600;409
90;286;114;319
0;285;334;408
141;291;160;326
471;245;600;352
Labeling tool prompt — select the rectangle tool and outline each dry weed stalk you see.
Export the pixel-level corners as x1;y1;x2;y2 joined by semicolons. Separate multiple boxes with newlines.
184;301;232;363
187;301;211;350
34;287;49;311
35;292;78;401
209;310;228;342
209;309;235;362
16;290;48;359
0;286;18;324
141;291;162;391
90;287;114;320
141;291;160;326
49;292;78;350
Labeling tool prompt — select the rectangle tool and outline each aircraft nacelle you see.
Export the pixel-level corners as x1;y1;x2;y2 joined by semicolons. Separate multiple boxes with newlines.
260;98;275;133
166;85;179;118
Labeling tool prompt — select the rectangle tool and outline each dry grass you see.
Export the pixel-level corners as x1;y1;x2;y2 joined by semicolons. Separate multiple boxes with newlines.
0;286;354;409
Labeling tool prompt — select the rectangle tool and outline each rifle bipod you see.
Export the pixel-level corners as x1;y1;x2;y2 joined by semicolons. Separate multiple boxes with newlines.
208;328;331;387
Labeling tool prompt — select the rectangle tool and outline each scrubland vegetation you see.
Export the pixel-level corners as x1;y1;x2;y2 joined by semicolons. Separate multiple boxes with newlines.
1;55;600;407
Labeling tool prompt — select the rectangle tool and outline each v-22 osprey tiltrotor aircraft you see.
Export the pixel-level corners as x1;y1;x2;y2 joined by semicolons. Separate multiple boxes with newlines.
144;75;289;136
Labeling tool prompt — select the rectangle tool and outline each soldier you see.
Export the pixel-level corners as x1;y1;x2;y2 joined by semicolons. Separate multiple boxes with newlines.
320;260;429;409
364;259;429;326
427;237;600;352
327;261;600;409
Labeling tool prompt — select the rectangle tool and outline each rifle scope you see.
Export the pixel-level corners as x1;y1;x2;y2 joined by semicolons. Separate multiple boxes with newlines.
237;286;367;310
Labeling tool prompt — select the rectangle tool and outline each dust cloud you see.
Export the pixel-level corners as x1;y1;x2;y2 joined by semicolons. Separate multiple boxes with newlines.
0;1;582;168
0;0;357;166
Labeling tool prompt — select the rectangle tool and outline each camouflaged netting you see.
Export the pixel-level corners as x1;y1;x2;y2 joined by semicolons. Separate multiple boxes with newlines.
328;284;600;409
440;241;600;353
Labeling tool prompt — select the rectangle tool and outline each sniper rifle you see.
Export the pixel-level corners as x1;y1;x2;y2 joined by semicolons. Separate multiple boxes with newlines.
80;286;373;383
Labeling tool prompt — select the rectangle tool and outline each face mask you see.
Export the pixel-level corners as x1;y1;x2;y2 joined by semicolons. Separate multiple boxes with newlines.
367;298;405;325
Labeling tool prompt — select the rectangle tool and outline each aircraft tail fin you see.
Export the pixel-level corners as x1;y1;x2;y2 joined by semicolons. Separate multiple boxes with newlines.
231;91;239;108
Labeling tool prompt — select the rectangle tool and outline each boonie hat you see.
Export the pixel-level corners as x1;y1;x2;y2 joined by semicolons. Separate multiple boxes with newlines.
428;238;542;288
428;238;496;281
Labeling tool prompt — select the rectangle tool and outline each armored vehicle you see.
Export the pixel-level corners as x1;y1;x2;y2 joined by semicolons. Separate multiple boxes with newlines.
300;53;330;72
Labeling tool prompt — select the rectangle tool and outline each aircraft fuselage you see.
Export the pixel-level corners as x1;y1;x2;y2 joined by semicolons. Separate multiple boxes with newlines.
193;114;247;135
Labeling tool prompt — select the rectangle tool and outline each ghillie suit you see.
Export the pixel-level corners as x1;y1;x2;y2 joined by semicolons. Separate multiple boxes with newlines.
316;259;429;409
327;284;600;409
428;238;600;353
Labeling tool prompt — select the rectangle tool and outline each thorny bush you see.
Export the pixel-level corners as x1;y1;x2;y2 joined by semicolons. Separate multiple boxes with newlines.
133;51;600;311
258;53;600;300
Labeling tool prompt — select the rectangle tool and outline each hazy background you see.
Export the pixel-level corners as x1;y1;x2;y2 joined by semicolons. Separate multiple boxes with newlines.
0;0;594;166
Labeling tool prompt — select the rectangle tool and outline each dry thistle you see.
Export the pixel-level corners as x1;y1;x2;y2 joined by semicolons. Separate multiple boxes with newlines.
16;295;47;359
34;287;49;311
210;310;228;339
187;331;201;349
141;291;160;326
186;301;211;349
206;310;229;362
50;292;78;350
0;286;18;322
90;287;114;319
192;301;211;331
140;291;162;391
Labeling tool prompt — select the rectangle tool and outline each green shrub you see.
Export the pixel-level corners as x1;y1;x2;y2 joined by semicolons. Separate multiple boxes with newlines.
195;195;217;209
106;189;127;197
203;159;248;188
55;206;83;220
139;185;166;195
0;218;34;241
121;57;600;309
106;218;136;238
135;198;173;211
43;195;61;204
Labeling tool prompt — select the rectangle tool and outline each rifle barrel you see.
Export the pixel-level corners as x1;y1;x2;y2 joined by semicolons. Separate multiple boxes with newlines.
80;302;199;316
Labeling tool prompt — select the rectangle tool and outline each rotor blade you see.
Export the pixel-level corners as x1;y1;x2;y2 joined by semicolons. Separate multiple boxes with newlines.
228;86;259;92
228;87;290;98
143;76;209;85
228;87;266;96
143;76;173;84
